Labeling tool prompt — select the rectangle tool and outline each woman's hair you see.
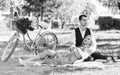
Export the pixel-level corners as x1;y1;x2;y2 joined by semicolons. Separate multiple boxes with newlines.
79;15;87;21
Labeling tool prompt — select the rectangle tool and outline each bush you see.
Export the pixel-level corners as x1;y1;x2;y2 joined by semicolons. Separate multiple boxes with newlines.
97;16;113;30
113;18;120;30
97;16;120;30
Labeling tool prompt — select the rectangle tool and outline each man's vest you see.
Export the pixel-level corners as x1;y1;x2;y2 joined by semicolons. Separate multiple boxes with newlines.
75;27;91;47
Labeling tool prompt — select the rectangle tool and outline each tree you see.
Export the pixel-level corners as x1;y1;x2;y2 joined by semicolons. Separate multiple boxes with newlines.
0;0;5;10
117;0;120;10
0;0;11;10
56;0;95;24
98;0;120;14
22;0;62;21
98;0;117;7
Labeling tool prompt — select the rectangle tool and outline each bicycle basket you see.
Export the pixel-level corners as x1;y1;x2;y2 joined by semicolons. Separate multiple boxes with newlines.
15;18;34;34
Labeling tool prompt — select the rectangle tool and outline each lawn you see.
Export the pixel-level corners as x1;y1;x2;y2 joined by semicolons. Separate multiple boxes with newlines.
0;30;120;75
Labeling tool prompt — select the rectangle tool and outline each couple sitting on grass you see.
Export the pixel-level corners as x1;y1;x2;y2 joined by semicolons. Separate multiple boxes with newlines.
19;15;115;66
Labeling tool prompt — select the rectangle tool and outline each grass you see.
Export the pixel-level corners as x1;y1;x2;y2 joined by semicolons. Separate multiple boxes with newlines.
48;30;120;75
1;17;120;74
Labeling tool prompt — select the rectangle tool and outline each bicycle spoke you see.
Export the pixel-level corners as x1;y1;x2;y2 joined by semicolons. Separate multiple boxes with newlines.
35;32;58;54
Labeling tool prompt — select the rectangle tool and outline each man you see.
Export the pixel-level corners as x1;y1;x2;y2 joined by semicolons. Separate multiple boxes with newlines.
70;15;97;64
70;15;114;64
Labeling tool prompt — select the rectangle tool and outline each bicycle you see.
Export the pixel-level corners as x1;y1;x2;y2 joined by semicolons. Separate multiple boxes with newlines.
1;18;58;62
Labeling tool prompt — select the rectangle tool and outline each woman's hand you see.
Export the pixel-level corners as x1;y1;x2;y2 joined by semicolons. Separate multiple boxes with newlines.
70;45;77;51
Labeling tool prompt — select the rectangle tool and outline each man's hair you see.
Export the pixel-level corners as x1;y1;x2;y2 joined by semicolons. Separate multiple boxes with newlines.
79;15;87;21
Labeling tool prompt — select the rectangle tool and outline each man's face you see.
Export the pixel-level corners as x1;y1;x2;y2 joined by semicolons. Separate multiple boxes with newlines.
79;16;89;27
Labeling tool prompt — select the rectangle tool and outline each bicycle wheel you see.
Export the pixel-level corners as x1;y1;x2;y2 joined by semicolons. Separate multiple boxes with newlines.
1;33;19;62
36;32;58;53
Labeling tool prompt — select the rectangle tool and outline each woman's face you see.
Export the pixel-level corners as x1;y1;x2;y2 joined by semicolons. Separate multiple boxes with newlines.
79;17;89;28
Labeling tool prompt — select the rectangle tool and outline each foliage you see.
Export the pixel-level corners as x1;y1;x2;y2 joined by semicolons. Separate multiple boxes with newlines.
0;0;23;10
98;0;120;14
113;18;120;30
0;0;96;22
54;0;96;24
0;0;9;10
98;0;117;7
97;16;120;30
97;16;113;30
22;0;63;20
0;0;5;10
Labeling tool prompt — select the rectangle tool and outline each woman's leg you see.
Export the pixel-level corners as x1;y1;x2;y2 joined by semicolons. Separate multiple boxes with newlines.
20;50;56;61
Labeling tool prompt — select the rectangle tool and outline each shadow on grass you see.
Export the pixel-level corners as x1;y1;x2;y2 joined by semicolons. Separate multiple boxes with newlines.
17;65;103;75
47;66;102;74
97;44;120;49
96;39;120;42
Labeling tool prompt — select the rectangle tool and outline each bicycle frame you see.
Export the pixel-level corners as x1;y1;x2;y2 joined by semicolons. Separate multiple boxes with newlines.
21;25;43;52
21;25;58;54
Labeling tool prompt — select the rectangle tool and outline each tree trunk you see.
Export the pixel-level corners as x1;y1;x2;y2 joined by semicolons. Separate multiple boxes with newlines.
40;7;44;21
36;16;39;29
